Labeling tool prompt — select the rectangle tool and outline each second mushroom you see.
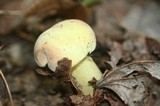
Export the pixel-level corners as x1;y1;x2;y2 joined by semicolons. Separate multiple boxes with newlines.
34;19;102;96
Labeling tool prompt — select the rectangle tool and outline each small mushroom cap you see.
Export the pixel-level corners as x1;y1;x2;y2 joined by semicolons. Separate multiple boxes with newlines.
34;19;96;71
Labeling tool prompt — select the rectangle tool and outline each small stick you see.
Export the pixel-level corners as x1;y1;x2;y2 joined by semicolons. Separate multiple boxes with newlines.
0;69;14;106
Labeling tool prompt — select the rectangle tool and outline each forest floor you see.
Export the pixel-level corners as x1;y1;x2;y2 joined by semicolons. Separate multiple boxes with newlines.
0;0;160;106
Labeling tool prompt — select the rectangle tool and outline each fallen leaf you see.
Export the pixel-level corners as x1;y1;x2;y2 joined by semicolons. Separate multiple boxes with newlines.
55;58;72;81
106;42;124;70
96;61;160;106
145;37;160;60
94;89;125;106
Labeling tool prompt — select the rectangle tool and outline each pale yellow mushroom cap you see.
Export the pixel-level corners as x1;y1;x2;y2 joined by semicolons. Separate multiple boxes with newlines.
34;19;96;71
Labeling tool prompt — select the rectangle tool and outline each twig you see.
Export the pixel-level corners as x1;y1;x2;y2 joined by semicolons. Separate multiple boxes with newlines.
0;69;14;106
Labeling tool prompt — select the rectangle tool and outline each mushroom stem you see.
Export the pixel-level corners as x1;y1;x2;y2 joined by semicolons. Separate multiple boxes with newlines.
71;56;102;96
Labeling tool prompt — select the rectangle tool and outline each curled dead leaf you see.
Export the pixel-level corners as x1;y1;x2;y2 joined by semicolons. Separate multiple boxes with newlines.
96;61;160;106
55;58;72;81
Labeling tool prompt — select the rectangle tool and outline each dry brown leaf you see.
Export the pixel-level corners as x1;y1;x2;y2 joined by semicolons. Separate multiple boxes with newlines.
96;61;160;106
145;37;160;60
106;42;124;70
94;89;125;106
55;58;72;81
122;35;149;61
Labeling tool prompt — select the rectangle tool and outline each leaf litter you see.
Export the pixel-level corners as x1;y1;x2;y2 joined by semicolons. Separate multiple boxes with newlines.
1;0;160;106
96;61;160;106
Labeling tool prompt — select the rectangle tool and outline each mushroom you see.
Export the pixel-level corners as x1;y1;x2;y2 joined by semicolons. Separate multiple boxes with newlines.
34;19;102;96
